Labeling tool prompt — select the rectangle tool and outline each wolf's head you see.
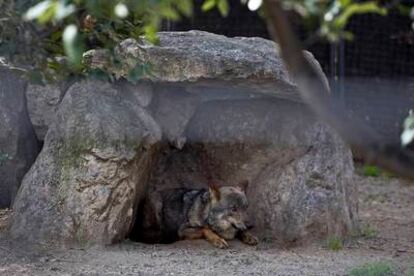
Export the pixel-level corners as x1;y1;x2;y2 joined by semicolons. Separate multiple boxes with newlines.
206;181;251;236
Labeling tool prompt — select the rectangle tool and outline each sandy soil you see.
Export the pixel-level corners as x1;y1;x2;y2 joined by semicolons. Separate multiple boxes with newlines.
0;174;413;276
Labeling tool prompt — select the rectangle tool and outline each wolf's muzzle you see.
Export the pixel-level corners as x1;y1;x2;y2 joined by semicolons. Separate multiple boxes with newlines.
231;222;247;231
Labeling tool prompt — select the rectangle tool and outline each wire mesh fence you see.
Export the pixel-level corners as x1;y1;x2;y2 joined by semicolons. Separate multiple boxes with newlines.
163;1;414;144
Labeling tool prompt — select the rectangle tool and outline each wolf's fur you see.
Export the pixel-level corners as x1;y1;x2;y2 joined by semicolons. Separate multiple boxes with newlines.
130;181;258;248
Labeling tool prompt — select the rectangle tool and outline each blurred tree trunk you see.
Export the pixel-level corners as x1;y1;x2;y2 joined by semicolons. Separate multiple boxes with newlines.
262;0;414;179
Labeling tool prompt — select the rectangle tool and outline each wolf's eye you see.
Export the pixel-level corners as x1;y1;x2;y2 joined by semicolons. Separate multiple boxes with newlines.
231;206;238;212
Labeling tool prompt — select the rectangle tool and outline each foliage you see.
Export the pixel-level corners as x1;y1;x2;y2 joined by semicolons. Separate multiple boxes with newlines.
347;262;394;276
281;0;387;41
0;0;404;83
0;0;54;83
363;165;381;177
326;236;343;251
321;1;387;41
361;164;395;178
1;0;196;83
202;0;229;17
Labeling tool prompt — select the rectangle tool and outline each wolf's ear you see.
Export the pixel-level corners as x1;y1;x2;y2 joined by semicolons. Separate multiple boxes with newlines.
237;180;249;192
209;183;221;202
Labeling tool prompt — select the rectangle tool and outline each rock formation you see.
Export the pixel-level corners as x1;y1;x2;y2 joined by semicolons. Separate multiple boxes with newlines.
10;31;357;246
0;65;39;208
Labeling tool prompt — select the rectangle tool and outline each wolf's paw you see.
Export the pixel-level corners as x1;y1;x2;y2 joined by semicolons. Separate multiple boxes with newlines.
211;237;229;249
242;232;259;246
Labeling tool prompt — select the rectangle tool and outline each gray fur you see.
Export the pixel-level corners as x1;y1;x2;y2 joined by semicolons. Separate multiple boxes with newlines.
130;185;257;246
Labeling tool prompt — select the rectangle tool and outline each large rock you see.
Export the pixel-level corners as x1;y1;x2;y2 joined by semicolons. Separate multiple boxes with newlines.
26;84;63;140
149;83;200;149
0;65;39;208
149;99;357;243
10;31;356;247
83;30;329;102
29;31;329;142
10;80;161;246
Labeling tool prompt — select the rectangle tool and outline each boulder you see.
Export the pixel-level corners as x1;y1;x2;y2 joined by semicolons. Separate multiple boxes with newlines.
149;83;200;149
26;84;63;140
0;65;39;208
149;99;357;243
10;31;356;246
10;80;161;246
28;30;329;143
83;30;329;102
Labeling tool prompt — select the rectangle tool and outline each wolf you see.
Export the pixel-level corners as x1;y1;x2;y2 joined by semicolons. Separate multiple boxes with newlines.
130;181;258;248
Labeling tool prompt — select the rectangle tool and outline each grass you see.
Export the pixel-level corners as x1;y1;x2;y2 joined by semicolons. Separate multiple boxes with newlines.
348;262;394;276
326;236;343;251
360;224;378;239
408;265;414;276
360;164;396;179
363;165;381;177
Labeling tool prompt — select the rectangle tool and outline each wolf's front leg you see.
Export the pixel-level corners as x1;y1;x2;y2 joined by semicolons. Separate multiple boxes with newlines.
202;228;228;249
179;226;228;249
238;230;259;246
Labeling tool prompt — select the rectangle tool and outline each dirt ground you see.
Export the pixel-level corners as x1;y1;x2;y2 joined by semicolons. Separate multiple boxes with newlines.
0;174;413;276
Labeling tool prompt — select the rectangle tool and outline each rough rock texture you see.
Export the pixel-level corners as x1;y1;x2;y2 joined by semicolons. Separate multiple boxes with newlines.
149;99;357;243
83;30;329;102
26;84;63;140
10;31;356;247
34;31;327;146
10;80;161;246
149;84;200;148
0;65;39;208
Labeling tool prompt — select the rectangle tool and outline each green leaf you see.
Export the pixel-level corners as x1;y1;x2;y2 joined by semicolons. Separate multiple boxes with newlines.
144;24;160;44
334;2;387;30
23;0;52;21
338;0;351;8
176;0;193;17
62;24;84;68
37;1;58;24
47;60;62;71
50;30;63;42
397;4;412;17
217;0;229;17
201;0;216;12
160;5;180;21
55;1;75;21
